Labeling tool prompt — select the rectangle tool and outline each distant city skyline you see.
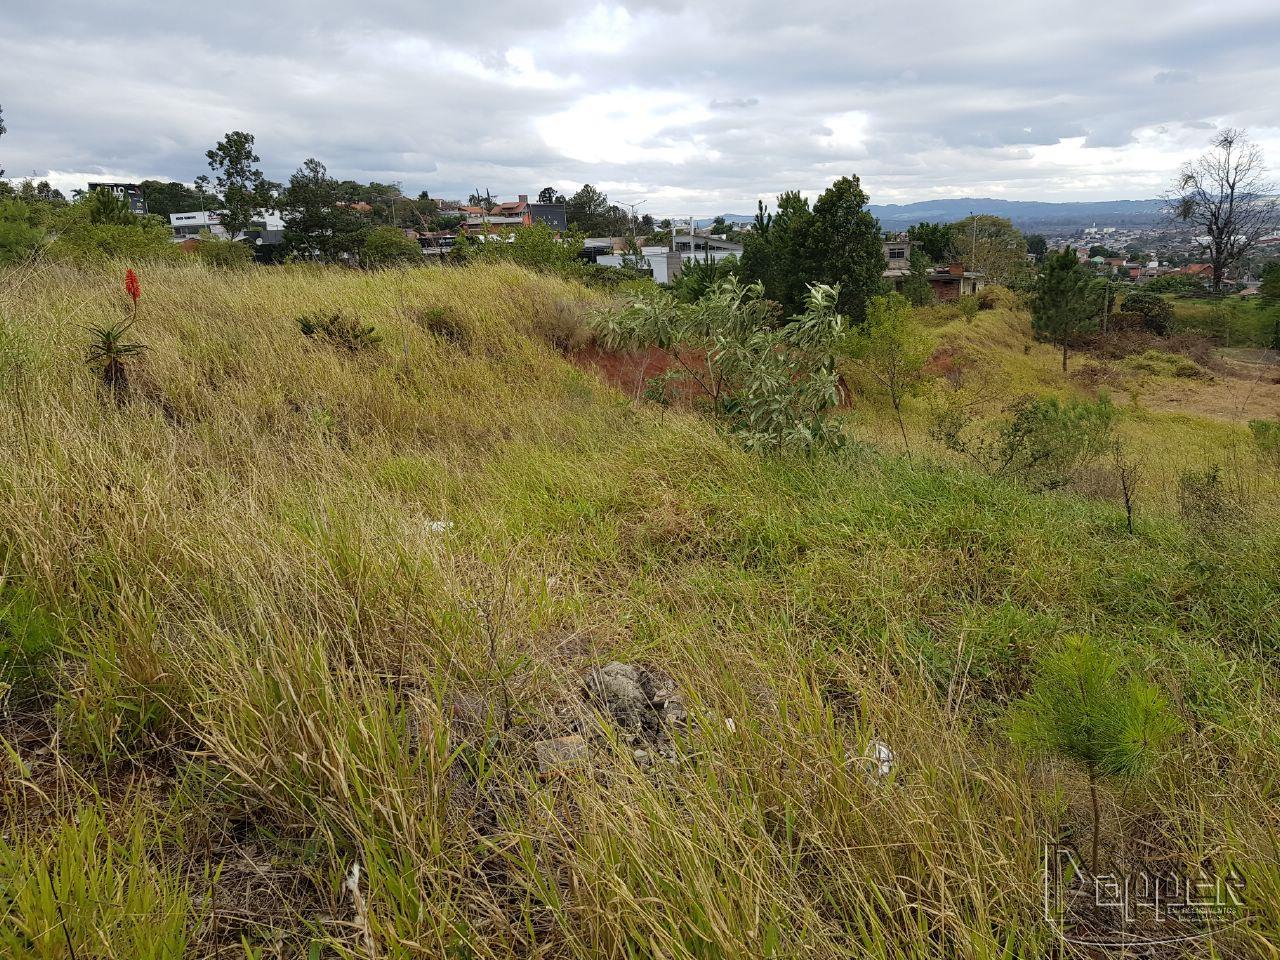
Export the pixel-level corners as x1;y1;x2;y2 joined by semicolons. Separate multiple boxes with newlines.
3;1;1279;216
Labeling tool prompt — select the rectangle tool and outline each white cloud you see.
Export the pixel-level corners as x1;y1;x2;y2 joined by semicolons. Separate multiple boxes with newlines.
535;90;714;165
565;4;634;54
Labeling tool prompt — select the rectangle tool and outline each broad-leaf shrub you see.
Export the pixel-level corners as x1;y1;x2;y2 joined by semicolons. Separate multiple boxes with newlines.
594;278;848;452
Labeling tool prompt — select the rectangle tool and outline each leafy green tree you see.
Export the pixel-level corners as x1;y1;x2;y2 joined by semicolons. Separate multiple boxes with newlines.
565;184;628;235
83;188;136;226
843;292;929;456
1116;291;1174;335
0;200;45;265
949;215;1029;286
137;180;214;218
14;180;66;206
742;178;884;323
1260;262;1280;348
458;222;585;277
901;249;935;307
1025;234;1048;261
1009;636;1179;870
931;394;1115;491
193;234;254;269
906;221;952;263
594;279;848;452
282;159;367;262
44;194;178;264
741;190;815;315
1031;248;1103;370
205;131;278;240
809;176;887;323
361;226;421;267
1141;273;1206;295
536;186;565;204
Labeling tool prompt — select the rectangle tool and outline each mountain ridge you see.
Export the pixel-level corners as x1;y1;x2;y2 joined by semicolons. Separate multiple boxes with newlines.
694;197;1168;231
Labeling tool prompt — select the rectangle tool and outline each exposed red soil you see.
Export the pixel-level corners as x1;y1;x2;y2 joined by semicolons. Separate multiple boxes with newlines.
570;344;854;408
572;345;680;400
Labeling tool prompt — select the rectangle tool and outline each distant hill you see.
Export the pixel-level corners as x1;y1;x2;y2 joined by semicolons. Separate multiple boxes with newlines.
695;198;1168;233
868;197;1166;230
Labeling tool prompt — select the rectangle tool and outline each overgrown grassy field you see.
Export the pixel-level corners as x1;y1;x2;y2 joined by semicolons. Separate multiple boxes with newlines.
1;261;1278;958
848;296;1280;510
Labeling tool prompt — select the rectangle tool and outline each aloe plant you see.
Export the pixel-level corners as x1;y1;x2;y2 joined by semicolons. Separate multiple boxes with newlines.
86;318;146;401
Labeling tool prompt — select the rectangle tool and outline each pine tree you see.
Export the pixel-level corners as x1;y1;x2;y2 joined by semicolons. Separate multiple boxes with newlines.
1031;248;1102;371
1009;636;1179;870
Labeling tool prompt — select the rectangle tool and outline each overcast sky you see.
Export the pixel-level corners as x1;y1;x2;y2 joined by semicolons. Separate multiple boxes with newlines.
3;1;1279;216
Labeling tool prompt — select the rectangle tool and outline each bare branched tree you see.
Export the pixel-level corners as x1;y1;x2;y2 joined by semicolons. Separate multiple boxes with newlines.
1166;129;1279;293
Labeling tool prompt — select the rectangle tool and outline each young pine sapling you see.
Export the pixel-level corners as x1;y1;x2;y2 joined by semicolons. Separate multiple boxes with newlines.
1008;635;1179;871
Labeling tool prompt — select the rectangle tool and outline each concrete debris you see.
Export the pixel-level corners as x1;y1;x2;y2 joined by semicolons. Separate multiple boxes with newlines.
582;661;687;760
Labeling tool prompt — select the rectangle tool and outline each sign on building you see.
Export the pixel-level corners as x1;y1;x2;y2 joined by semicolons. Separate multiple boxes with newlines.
87;182;148;215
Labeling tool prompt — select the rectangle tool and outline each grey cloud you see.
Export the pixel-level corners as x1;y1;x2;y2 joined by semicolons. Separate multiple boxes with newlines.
2;0;1279;211
1154;69;1197;84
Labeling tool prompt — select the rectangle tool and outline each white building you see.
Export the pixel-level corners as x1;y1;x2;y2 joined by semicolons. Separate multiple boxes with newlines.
170;209;286;241
596;248;687;284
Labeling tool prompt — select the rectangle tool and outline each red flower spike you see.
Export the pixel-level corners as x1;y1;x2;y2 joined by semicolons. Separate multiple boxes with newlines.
125;269;141;304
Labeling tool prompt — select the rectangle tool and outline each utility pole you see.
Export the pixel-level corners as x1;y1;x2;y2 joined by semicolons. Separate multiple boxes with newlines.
620;199;646;250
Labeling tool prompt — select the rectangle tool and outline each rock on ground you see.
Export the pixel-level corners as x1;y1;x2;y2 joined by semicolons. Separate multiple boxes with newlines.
581;662;687;757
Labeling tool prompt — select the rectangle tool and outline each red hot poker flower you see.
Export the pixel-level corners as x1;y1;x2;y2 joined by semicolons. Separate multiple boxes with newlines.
125;269;141;304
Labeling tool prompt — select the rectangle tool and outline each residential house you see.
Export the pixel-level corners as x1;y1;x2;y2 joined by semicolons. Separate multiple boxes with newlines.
461;195;568;231
880;237;984;300
926;263;985;300
671;234;743;259
1177;263;1216;281
882;235;914;272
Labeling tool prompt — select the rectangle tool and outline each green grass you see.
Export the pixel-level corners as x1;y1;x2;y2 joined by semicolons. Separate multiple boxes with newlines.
1172;296;1279;347
0;260;1277;958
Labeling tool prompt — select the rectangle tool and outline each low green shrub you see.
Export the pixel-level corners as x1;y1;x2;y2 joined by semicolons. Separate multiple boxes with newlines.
595;278;847;453
931;393;1116;491
413;305;470;346
298;310;382;352
193;234;254;268
1009;635;1179;869
1178;464;1247;535
976;285;1018;311
362;225;423;267
1122;349;1204;379
1117;291;1174;335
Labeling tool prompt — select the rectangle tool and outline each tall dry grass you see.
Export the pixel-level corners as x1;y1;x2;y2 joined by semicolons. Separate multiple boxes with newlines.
0;260;1276;958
